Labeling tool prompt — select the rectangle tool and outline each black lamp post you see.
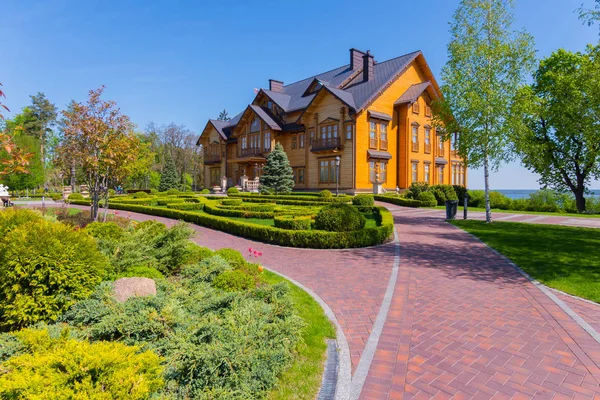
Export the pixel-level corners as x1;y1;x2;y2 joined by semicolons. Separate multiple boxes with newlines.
335;156;341;196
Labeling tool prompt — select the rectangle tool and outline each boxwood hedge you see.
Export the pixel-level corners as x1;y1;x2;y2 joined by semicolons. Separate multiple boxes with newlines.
373;195;424;208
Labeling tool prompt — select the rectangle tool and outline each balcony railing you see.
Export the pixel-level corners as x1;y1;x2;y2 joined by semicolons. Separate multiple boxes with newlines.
239;147;263;157
204;153;221;164
380;139;388;150
424;143;432;154
311;136;341;152
369;138;378;149
437;147;445;157
411;141;419;152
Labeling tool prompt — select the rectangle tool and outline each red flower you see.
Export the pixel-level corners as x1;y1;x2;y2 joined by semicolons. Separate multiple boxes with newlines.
248;247;253;253
258;252;262;257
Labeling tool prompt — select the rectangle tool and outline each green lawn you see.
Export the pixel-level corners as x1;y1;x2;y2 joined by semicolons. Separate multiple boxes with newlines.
437;205;600;218
263;270;335;400
451;220;600;303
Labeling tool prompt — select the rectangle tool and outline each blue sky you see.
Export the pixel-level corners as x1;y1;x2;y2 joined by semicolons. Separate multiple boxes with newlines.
1;0;597;189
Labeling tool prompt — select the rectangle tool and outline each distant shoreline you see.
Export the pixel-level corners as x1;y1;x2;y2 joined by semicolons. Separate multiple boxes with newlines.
467;189;600;200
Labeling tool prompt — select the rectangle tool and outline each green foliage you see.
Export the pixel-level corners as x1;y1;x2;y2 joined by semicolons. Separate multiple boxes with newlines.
511;44;600;212
0;208;43;237
260;143;294;194
67;192;84;200
2;134;44;190
116;265;165;280
213;270;254;292
166;188;180;195
157;197;183;205
84;221;124;241
318;190;332;198
314;203;366;232
215;248;247;269
430;184;458;205
453;185;468;206
274;215;313;230
374;195;424;208
167;202;204;211
221;198;243;206
467;190;511;209
407;182;430;199
182;243;214;265
132;191;149;198
201;188;210;194
0;328;163;399
352;194;375;207
227;187;240;194
0;220;107;330
158;155;180;192
417;191;438;207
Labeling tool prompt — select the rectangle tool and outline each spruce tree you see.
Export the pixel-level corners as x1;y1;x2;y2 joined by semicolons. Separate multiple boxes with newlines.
159;154;179;192
259;143;294;194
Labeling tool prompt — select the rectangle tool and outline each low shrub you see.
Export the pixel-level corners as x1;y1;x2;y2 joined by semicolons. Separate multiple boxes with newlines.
417;191;438;207
116;265;165;280
318;190;332;198
132;191;149;198
352;194;375;207
314;203;366;232
468;190;511;209
453;185;468;206
274;215;313;230
407;182;430;199
200;188;210;194
166;188;180;195
221;198;243;206
430;184;458;205
0;208;43;237
0;219;107;330
110;198;154;206
374;195;423;208
0;328;163;399
204;201;274;219
84;221;124;241
527;189;563;212
167;202;204;211
182;243;214;265
157;198;184;206
213;270;254;292
67;193;84;200
227;187;240;195
215;248;247;269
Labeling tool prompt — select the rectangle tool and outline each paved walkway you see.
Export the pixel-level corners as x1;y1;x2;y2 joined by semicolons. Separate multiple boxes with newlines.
66;204;600;399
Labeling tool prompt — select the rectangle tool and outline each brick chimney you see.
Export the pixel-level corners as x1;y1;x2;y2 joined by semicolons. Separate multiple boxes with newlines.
269;79;284;93
363;50;374;82
350;48;365;70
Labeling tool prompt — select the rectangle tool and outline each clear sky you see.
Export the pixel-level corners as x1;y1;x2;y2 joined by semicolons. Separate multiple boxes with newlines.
1;0;598;189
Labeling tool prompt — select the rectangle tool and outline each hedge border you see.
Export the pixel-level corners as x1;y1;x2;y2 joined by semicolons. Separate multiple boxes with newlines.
373;195;425;208
68;200;393;249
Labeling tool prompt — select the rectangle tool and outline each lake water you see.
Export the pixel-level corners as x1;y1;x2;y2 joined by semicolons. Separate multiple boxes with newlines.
496;189;600;199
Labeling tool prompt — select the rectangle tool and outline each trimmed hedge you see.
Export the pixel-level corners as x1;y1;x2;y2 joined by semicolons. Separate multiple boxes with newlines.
156;198;184;206
166;203;204;211
67;200;393;249
374;195;424;208
230;193;351;203
110;198;154;206
221;198;243;206
273;215;313;230
204;201;274;219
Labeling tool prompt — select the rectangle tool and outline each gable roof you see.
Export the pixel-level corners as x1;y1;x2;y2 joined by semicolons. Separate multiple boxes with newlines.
249;105;282;131
394;81;437;105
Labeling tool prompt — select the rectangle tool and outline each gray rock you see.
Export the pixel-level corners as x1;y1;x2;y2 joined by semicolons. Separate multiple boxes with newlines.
113;277;156;302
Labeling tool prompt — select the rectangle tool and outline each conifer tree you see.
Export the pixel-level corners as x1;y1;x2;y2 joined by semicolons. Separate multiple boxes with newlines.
259;143;294;194
159;154;179;192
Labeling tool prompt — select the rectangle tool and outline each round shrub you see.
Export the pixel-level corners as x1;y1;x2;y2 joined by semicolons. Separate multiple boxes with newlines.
215;248;247;269
0;220;107;330
227;187;240;195
0;328;163;399
150;188;158;194
84;221;124;241
221;198;243;206
132;191;149;198
318;190;333;198
314;203;366;232
67;193;84;200
108;189;116;196
274;215;312;230
213;270;254;292
352;194;375;207
417;191;438;207
430;184;458;205
201;188;210;194
166;188;180;195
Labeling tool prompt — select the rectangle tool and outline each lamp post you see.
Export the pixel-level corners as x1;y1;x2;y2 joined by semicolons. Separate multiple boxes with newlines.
335;156;341;196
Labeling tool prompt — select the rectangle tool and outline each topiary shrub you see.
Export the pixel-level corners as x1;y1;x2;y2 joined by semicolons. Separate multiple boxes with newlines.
0;220;107;330
0;328;163;399
201;188;210;194
166;188;180;196
352;194;375;211
132;191;149;198
417;191;438;207
227;187;240;195
318;190;333;198
67;193;84;200
314;203;366;232
430;184;458;205
84;221;124;241
274;215;312;230
221;198;243;206
407;182;430;199
213;270;254;292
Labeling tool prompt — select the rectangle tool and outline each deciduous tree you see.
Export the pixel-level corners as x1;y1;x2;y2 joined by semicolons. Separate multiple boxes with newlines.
0;83;33;176
259;143;294;194
433;0;535;222
511;45;600;212
579;0;600;36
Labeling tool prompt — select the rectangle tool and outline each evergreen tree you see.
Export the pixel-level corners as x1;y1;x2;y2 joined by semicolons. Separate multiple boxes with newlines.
217;109;230;121
259;143;294;194
159;154;179;192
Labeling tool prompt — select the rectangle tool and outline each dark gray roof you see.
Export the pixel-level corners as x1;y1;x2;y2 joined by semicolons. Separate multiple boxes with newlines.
394;81;433;105
249;105;282;130
368;110;392;121
261;90;292;111
367;150;393;160
435;157;448;165
208;119;228;140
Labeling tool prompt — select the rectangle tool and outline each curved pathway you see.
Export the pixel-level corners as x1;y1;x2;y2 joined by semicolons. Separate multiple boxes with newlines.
66;204;600;399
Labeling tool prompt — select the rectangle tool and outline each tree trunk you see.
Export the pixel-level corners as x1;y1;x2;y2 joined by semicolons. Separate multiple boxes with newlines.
70;164;76;189
574;187;586;213
483;152;492;223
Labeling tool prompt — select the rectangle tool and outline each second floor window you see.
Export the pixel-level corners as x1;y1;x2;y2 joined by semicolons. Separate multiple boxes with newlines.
424;163;430;183
292;136;297;149
412;162;418;182
241;136;247;149
250;117;260;133
412;125;419;144
320;124;338;139
425;127;431;145
264;132;271;152
380;123;388;150
369;122;377;148
299;133;305;148
346;124;353;140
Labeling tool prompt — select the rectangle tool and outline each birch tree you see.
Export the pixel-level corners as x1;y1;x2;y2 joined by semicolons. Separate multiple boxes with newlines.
433;0;535;222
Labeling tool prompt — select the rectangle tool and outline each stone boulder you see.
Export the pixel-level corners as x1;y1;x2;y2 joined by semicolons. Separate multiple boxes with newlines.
113;277;156;303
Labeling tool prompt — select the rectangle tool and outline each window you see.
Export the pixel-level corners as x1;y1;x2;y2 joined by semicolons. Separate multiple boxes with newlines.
309;128;315;139
250;117;260;132
319;159;337;183
369;161;376;182
299;133;305;148
263;132;271;152
411;124;419;152
452;163;457;185
437;134;445;157
412;162;418;182
345;124;353;140
210;168;221;186
267;101;273;110
369;122;377;149
297;168;305;184
424;127;431;153
320;124;338;139
424;163;430;183
241;136;247;149
380;123;388;150
412;101;420;114
292;136;297;149
425;105;431;117
438;165;444;184
379;162;387;183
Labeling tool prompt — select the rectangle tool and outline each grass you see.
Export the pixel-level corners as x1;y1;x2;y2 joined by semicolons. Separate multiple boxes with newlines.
451;220;600;303
263;270;335;400
436;205;600;218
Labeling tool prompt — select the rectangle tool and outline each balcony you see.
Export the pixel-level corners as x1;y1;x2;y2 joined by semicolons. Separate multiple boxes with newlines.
239;147;263;157
204;153;221;164
311;136;342;152
411;141;419;152
424;143;432;154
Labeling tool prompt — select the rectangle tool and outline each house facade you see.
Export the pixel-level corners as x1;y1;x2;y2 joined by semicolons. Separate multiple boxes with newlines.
197;48;466;192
